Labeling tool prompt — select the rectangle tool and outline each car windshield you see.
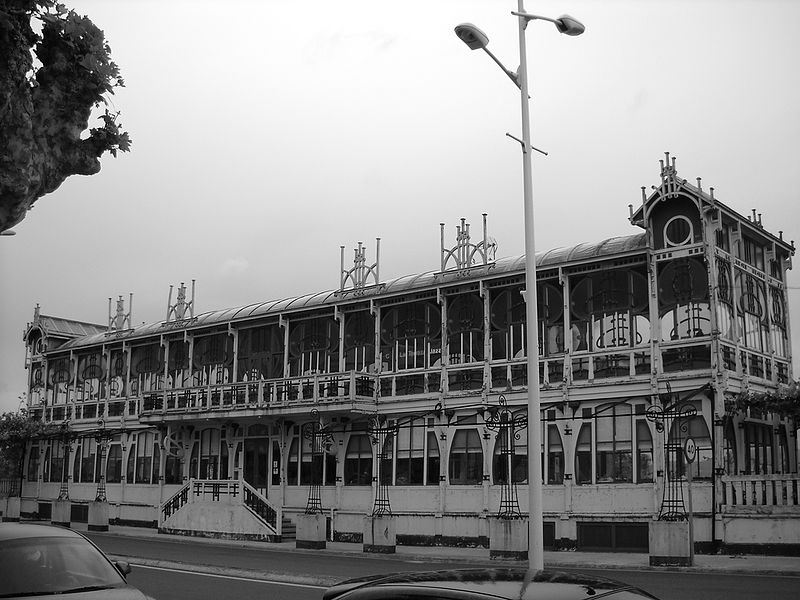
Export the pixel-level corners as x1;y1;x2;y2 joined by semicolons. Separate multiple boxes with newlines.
0;535;126;598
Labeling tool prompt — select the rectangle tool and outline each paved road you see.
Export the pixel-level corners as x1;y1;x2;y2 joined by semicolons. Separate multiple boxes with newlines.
88;532;800;600
87;532;491;586
127;564;324;600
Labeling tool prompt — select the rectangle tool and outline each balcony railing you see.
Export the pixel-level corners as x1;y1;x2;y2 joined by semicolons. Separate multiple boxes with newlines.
721;474;800;510
139;371;377;417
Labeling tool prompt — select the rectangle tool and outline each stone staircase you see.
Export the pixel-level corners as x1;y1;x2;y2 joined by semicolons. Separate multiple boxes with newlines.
281;515;296;541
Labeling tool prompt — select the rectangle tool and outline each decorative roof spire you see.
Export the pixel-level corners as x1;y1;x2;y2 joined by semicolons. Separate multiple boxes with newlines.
166;280;195;322
440;213;496;272
107;294;133;332
340;239;380;291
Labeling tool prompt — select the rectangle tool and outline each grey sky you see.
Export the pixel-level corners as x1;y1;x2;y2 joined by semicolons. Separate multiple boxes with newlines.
1;0;798;412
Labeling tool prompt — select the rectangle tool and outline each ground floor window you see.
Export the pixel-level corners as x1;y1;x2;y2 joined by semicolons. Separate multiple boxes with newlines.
449;429;483;484
72;437;98;483
344;433;373;485
106;439;123;483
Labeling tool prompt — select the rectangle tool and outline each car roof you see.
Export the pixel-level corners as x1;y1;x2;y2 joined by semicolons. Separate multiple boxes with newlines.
324;569;652;600
0;522;86;542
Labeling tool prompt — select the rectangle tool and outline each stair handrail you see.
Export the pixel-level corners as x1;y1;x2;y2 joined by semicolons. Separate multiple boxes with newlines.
160;479;192;522
241;480;282;533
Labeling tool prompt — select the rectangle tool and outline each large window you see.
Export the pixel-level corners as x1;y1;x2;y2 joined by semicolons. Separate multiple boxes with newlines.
288;318;339;376
380;301;442;371
492;419;527;484
575;423;592;484
744;423;775;475
636;421;653;483
570;268;649;352
669;410;712;479
736;274;770;353
287;424;336;486
658;258;711;341
237;325;285;381
344;312;376;372
44;440;65;483
190;428;224;480
446;293;484;364
344;433;373;485
127;432;161;484
106;439;122;483
546;424;564;484
490;286;526;361
130;344;164;395
596;403;633;483
72;437;98;483
381;418;440;485
76;353;105;402
27;444;39;481
193;335;233;386
448;429;483;485
575;404;652;485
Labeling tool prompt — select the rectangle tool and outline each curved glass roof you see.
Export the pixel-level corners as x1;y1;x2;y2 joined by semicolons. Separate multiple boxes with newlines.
57;233;646;351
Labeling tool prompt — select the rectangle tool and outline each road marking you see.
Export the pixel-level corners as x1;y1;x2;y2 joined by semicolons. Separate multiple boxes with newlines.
132;563;327;589
563;567;800;580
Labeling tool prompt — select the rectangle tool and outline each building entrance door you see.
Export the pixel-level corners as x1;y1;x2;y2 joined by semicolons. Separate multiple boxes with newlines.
244;437;270;497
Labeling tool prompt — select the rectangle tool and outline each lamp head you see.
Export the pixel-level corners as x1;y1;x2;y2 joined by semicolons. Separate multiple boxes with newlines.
454;23;489;50
554;14;585;36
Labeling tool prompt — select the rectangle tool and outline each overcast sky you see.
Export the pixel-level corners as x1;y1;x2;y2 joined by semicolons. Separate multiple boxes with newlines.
1;0;798;413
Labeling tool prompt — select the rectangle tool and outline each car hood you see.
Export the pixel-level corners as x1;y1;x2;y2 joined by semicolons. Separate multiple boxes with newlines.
3;586;153;600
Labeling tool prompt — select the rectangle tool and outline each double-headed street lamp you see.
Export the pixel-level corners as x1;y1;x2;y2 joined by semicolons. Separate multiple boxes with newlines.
455;2;584;571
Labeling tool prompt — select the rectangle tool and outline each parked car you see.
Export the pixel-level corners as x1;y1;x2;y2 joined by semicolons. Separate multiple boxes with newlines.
0;522;154;599
324;568;660;600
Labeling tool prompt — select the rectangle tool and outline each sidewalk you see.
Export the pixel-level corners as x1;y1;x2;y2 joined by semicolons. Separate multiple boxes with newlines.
74;522;800;577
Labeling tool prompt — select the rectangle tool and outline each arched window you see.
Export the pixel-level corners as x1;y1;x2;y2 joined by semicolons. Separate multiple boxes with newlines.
344;433;373;486
448;429;483;485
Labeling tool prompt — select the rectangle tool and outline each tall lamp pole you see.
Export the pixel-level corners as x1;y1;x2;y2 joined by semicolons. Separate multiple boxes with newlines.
455;2;584;571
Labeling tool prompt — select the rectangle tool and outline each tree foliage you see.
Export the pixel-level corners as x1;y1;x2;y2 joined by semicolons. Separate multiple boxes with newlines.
0;0;130;232
0;409;57;485
731;380;800;426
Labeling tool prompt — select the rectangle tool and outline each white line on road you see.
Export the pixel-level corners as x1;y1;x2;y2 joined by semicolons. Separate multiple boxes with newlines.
132;563;327;589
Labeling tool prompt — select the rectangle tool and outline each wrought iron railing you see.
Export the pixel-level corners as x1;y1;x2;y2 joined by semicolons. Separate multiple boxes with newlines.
242;481;280;531
161;482;190;521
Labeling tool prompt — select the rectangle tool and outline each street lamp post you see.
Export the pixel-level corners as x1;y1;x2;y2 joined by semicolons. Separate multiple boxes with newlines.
455;2;584;571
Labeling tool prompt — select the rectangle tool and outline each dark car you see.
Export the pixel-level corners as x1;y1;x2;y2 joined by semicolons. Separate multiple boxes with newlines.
0;522;153;599
324;568;660;600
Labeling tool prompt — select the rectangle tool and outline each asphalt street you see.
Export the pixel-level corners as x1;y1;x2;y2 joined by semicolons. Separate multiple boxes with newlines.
86;531;800;600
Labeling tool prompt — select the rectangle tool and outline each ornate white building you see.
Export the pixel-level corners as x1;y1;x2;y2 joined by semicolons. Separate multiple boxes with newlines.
18;155;799;553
